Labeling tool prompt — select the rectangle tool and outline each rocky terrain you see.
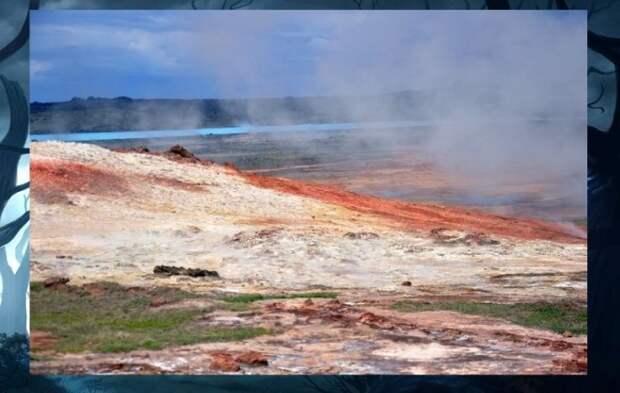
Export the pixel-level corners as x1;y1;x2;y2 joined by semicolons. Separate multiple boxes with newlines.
29;141;587;375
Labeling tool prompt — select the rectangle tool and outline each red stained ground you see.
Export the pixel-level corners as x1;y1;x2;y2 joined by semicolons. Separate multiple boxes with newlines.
31;159;128;202
239;171;585;244
31;154;585;244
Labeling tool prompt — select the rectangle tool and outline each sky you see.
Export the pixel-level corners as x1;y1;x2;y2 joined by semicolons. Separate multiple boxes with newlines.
26;9;588;231
30;10;586;103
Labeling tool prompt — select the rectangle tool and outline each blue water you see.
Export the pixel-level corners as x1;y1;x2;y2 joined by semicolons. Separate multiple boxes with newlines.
30;120;430;142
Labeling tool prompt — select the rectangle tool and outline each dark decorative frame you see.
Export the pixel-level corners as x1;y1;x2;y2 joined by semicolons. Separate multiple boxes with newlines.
1;0;617;391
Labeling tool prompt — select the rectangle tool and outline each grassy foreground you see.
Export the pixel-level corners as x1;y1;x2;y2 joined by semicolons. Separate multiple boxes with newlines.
30;281;269;353
391;300;587;335
221;291;339;304
30;281;340;354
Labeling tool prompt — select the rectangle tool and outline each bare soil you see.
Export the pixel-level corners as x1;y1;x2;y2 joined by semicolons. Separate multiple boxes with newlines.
29;142;587;375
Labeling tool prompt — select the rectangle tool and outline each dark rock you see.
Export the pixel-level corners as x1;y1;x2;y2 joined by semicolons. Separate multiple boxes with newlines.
168;144;195;159
153;265;219;278
160;144;215;165
401;281;412;287
43;276;69;289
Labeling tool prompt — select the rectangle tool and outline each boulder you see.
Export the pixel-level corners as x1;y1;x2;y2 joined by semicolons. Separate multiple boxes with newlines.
43;276;69;290
153;265;219;278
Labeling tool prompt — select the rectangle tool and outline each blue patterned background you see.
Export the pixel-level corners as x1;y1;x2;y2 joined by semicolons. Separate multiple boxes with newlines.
1;0;618;391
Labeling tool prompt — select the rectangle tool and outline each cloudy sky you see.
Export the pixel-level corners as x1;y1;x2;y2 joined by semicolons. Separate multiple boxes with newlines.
31;10;585;104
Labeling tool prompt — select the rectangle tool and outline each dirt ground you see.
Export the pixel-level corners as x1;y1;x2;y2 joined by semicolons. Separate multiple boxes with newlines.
29;141;587;375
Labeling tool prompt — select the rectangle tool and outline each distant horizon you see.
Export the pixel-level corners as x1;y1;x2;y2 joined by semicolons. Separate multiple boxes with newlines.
31;10;585;106
29;88;425;104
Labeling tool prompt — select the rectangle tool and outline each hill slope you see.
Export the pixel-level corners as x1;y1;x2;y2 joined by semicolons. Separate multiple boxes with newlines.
29;142;586;375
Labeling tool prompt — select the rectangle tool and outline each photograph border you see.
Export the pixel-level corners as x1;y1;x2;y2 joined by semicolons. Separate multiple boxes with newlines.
1;0;617;391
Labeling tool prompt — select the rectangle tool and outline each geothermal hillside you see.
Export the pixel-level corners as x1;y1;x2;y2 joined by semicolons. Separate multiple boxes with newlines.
30;141;586;375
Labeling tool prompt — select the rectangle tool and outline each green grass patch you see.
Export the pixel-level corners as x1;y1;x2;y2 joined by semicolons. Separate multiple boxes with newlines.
30;354;54;362
221;291;339;304
30;281;45;292
30;281;270;353
217;301;253;312
391;300;587;335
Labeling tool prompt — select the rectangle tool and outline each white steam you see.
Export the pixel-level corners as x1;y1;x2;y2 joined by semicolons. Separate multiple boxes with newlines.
188;11;587;218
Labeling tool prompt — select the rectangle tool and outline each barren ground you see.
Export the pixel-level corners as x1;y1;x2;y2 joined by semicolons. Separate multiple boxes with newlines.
29;141;586;375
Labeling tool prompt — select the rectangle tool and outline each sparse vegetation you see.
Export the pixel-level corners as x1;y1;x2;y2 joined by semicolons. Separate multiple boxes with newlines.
221;291;339;304
391;301;587;335
30;281;269;353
